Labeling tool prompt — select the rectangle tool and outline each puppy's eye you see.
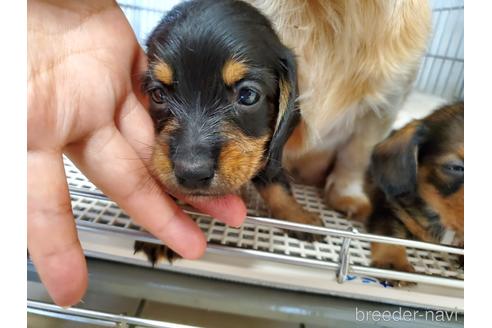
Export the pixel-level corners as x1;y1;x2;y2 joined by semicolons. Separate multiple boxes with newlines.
442;162;464;176
151;88;165;104
237;87;260;106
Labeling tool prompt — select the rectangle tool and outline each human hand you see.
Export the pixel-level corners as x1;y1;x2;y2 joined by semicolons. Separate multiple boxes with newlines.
27;0;246;307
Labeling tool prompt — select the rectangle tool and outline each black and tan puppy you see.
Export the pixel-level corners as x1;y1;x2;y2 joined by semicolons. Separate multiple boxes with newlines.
366;102;464;286
135;0;323;264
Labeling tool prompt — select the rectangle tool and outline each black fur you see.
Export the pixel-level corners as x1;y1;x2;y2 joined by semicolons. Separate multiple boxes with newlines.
370;123;429;203
142;0;299;183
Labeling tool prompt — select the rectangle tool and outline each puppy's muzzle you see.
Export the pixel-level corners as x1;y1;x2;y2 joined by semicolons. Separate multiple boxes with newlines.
174;154;215;189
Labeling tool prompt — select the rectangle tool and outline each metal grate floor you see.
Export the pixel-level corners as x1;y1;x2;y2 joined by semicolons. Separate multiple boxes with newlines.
65;158;463;282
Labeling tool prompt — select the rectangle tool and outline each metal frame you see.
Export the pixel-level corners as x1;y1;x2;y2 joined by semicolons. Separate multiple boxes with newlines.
70;188;463;256
28;258;464;327
28;300;200;328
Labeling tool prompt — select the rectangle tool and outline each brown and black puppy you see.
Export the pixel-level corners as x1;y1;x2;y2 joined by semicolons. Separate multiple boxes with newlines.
136;0;322;264
366;102;464;286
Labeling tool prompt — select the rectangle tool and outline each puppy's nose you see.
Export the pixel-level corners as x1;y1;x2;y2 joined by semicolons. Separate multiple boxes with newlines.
174;159;214;189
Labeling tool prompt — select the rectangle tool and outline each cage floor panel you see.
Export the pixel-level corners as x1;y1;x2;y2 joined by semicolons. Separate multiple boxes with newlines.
64;158;464;311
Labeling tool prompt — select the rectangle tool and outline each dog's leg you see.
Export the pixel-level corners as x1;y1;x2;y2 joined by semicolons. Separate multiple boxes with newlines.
254;171;325;242
325;110;395;222
367;204;416;287
371;243;416;287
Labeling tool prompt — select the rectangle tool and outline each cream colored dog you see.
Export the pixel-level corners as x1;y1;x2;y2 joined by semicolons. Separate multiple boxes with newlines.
246;0;431;221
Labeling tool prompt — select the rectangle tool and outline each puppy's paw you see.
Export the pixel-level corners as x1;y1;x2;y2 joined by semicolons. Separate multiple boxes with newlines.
288;230;325;242
458;255;464;268
372;259;416;287
134;241;181;266
279;208;326;242
370;243;416;287
325;188;372;222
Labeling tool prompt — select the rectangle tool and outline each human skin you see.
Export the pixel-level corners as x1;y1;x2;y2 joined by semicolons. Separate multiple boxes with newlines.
27;0;246;306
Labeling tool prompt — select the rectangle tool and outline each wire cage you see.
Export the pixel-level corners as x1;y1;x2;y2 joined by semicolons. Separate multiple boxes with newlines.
416;0;464;100
28;1;465;326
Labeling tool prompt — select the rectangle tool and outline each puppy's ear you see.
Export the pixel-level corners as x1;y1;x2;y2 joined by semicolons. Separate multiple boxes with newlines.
370;121;429;202
262;49;300;179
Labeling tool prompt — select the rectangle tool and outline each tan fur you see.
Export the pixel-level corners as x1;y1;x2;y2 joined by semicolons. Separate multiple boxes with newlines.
419;164;464;239
284;119;306;153
151;119;179;186
258;184;323;227
324;109;396;221
152;119;270;194
330;194;373;221
247;0;431;219
152;142;173;180
371;243;415;286
222;60;248;86
153;60;173;85
218;127;269;190
375;121;420;157
276;78;290;130
286;149;335;187
249;0;431;145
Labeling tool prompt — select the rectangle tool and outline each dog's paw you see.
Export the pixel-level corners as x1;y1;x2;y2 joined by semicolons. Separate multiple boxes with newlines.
372;259;417;287
282;209;326;242
134;241;181;266
458;255;464;268
288;229;325;243
325;188;372;222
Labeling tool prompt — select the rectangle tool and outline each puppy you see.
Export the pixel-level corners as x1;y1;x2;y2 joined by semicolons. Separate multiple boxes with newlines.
136;0;323;264
246;1;432;221
366;102;464;286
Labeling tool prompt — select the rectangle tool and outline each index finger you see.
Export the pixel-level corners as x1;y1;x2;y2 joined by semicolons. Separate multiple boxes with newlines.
28;150;87;307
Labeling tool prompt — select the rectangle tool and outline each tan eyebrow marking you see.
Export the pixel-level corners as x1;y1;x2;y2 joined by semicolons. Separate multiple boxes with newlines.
153;60;173;85
222;59;248;86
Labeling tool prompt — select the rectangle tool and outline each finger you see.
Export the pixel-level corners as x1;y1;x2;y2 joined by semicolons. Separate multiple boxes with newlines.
65;125;206;259
116;93;154;165
28;150;87;307
117;94;247;227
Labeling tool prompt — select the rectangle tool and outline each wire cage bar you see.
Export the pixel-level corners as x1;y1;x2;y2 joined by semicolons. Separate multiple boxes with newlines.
415;0;464;100
28;300;200;328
